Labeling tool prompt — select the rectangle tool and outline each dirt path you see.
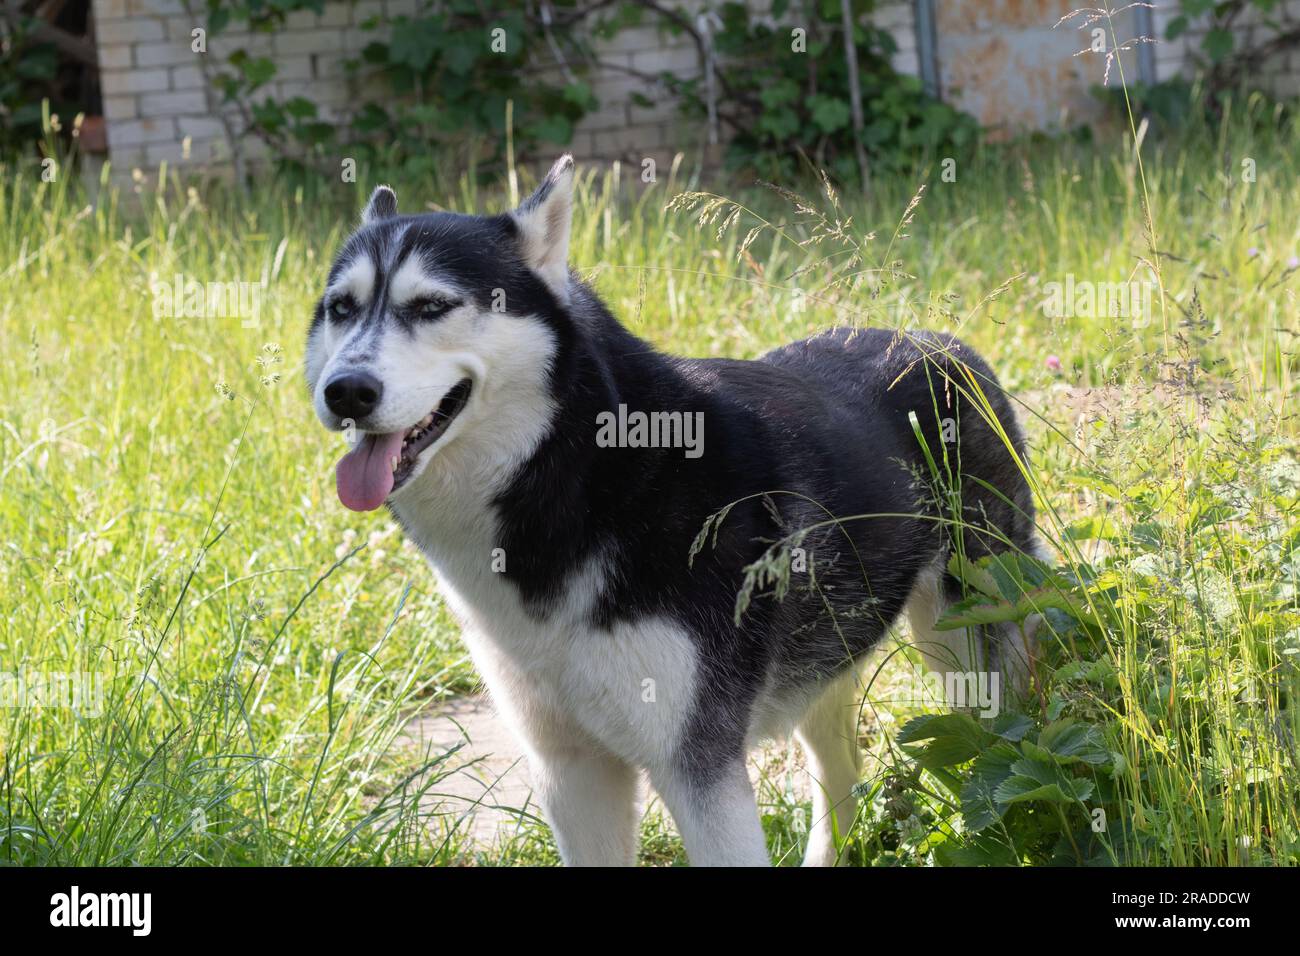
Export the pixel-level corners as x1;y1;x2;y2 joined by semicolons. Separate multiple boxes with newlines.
401;695;540;848
401;694;826;850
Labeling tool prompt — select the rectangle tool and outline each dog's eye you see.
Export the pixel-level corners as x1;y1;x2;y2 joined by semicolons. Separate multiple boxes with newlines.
414;298;458;319
329;298;355;319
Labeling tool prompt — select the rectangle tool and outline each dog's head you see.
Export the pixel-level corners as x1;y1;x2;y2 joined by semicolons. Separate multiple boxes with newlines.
306;156;575;512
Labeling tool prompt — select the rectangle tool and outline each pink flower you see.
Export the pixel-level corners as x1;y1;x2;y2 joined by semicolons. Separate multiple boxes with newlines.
1247;247;1259;258
1045;354;1062;372
1288;256;1299;270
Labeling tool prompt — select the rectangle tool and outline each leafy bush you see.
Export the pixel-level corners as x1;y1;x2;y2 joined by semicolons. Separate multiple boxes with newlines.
202;0;975;186
666;0;978;182
0;5;91;157
1167;0;1300;100
0;25;55;150
207;0;598;180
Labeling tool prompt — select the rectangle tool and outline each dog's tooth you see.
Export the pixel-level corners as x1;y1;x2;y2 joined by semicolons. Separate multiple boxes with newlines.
391;455;399;472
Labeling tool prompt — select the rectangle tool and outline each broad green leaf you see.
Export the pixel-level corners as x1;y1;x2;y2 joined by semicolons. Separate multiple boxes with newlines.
935;584;1098;631
946;553;1002;598
1066;515;1121;541
809;95;851;134
238;56;277;89
1203;27;1233;62
991;712;1034;742
283;96;317;119
897;712;992;769
995;756;1095;805
934;832;1020;867
1038;719;1111;766
960;743;1020;830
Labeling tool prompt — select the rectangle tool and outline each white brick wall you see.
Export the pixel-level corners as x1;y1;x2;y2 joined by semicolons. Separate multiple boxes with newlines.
93;0;716;176
1152;0;1300;92
88;0;916;176
876;0;920;77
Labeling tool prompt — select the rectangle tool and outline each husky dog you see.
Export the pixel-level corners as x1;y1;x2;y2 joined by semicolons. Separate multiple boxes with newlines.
306;156;1039;866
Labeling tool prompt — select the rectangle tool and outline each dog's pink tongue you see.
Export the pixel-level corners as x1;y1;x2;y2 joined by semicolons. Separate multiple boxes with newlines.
336;431;405;512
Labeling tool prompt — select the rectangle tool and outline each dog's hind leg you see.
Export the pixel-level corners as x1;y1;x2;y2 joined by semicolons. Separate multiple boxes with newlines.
906;564;1033;714
796;669;863;866
907;564;987;686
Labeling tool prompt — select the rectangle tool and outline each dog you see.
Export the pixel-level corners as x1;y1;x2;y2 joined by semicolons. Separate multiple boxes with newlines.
305;155;1039;866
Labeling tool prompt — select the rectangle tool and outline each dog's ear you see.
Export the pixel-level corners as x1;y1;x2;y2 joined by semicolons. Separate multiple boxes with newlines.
362;185;398;225
512;155;575;303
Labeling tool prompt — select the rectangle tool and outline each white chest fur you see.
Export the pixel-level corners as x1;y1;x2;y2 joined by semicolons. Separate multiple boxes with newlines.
394;484;698;773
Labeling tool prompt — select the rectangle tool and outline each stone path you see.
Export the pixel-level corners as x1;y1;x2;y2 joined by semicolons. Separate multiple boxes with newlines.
400;693;827;850
401;695;541;848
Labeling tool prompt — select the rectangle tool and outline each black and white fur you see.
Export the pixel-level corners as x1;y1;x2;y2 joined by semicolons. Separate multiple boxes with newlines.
305;156;1040;866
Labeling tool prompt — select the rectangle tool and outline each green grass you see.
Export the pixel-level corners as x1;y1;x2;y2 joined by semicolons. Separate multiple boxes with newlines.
1;95;1297;865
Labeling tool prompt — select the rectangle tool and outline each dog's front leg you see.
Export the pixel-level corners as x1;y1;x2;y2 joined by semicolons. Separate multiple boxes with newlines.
650;759;770;866
467;641;641;866
529;745;641;866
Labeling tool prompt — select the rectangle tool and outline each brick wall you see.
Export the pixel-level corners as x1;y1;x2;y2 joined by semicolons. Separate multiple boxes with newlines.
93;0;393;172
90;0;923;179
90;0;717;177
564;20;697;162
876;0;921;78
1153;0;1300;97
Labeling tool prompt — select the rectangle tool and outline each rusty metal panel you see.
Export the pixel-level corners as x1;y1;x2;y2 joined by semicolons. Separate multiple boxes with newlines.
934;0;1142;133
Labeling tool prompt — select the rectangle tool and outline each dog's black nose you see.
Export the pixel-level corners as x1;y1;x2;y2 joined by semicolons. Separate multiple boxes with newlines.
324;371;383;420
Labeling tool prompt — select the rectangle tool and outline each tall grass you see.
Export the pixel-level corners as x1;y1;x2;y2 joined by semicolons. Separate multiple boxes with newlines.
0;90;1296;864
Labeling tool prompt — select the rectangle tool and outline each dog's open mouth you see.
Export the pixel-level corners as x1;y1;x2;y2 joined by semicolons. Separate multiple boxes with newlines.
335;378;472;512
393;379;472;485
